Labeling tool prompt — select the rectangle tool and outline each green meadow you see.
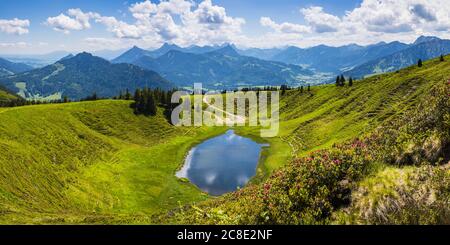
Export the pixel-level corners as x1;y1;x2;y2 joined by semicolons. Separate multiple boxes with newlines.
0;100;228;223
0;55;449;224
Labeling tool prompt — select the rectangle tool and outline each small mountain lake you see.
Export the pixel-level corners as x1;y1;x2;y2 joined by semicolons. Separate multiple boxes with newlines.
176;130;267;196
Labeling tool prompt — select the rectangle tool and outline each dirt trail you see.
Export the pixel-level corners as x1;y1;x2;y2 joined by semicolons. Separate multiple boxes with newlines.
202;94;246;125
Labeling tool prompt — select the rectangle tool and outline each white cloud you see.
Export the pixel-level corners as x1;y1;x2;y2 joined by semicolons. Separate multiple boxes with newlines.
180;0;245;45
44;0;450;49
46;14;83;33
410;4;437;21
343;0;450;34
344;0;415;34
46;0;245;47
95;16;145;39
254;0;450;48
193;0;231;25
46;8;99;34
0;18;30;35
67;8;99;29
129;0;158;21
121;0;245;45
301;6;341;33
260;17;310;34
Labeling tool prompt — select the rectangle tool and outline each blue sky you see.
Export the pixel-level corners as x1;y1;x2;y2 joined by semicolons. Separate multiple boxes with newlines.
0;0;449;54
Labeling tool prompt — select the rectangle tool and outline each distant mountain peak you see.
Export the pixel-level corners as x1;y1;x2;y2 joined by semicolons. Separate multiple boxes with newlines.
315;44;331;48
344;43;362;47
160;43;181;50
76;52;94;57
0;51;172;100
66;52;108;64
111;46;151;63
213;44;239;56
59;54;74;61
130;45;144;51
414;35;441;45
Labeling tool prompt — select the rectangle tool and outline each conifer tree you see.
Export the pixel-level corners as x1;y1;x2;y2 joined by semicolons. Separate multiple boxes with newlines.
440;55;445;62
281;84;287;95
348;77;353;86
133;89;141;114
125;89;131;100
340;75;346;86
418;59;423;67
146;93;157;116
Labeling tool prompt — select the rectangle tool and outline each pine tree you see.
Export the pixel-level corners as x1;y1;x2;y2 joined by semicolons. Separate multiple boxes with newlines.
125;89;131;100
300;86;304;93
133;89;141;114
146;93;157;116
348;77;353;86
63;96;69;103
307;84;311;92
281;84;287;95
440;55;445;62
339;75;346;86
418;59;423;67
166;90;173;106
336;76;340;86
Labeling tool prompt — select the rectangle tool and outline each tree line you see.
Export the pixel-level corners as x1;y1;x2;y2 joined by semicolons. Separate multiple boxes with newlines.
130;88;177;116
0;97;70;107
335;75;353;87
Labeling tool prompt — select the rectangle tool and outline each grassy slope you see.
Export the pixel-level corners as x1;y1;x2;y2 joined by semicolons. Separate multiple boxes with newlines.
240;55;446;174
165;56;449;224
0;87;17;102
281;60;440;152
0;56;448;224
0;100;226;223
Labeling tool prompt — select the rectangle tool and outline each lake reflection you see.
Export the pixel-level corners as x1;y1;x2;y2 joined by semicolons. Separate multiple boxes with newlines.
176;130;265;196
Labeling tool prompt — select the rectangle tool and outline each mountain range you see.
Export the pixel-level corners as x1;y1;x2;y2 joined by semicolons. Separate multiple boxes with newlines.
0;58;33;77
345;37;450;78
1;35;449;101
0;52;172;100
112;43;229;64
270;41;410;73
112;35;450;79
127;45;313;88
246;35;450;77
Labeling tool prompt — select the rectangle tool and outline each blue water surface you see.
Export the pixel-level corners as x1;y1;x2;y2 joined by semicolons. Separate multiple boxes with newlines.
176;130;265;196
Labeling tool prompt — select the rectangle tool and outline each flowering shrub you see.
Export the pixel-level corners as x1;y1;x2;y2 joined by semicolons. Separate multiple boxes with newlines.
252;146;370;224
165;141;371;224
163;79;449;225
